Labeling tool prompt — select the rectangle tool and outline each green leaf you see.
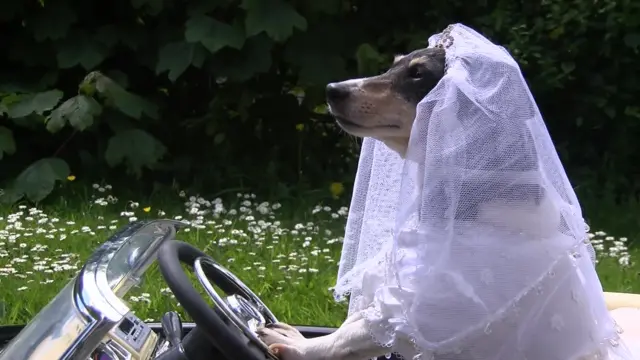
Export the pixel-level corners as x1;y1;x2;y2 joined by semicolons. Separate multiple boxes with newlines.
103;110;136;133
4;90;64;119
549;26;564;40
47;95;103;133
29;3;77;42
8;32;53;67
110;90;158;120
156;41;208;81
208;34;273;82
0;188;23;205
604;106;616;119
96;25;120;48
185;15;245;53
0;126;16;160
0;2;23;22
105;70;130;89
5;158;70;203
83;72;159;120
186;0;225;16
355;43;384;75
561;62;575;73
283;29;347;85
96;24;146;51
56;34;109;70
298;56;346;85
624;106;640;119
9;114;46;130
0;71;58;93
131;0;165;15
213;133;225;144
241;0;307;42
105;129;167;176
304;0;341;15
624;33;640;51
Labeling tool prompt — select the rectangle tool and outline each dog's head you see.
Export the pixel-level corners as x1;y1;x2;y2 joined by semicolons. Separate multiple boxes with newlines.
326;47;446;156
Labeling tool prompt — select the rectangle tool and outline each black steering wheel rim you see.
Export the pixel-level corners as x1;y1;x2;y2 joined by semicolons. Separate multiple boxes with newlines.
157;240;275;360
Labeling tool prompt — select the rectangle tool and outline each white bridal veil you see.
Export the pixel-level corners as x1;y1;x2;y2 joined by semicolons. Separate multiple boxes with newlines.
334;24;635;359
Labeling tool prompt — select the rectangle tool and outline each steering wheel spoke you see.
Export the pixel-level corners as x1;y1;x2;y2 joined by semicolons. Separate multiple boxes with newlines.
157;240;279;360
194;256;277;351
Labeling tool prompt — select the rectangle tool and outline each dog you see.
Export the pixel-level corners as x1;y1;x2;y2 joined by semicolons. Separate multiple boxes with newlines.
325;48;446;157
255;49;448;360
256;46;640;359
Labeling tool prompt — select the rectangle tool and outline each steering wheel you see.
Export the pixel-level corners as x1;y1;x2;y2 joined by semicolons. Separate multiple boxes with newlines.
157;240;279;360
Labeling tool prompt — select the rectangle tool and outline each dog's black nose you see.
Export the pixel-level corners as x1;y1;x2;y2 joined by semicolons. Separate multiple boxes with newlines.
326;83;350;102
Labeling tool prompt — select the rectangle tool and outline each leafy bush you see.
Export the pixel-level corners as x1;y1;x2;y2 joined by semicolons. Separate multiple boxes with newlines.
0;0;638;203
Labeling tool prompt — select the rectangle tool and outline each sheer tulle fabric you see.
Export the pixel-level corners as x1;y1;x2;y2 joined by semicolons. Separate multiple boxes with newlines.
334;24;634;359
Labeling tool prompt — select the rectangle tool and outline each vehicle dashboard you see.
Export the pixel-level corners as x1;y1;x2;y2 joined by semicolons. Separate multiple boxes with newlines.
0;220;180;360
0;218;405;360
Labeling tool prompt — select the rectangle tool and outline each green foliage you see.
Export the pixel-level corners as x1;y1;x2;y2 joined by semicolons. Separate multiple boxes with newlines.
0;0;638;204
82;72;159;120
105;128;167;175
2;90;63;119
241;0;307;41
0;127;16;160
47;95;102;132
2;158;70;204
185;14;245;53
156;41;208;82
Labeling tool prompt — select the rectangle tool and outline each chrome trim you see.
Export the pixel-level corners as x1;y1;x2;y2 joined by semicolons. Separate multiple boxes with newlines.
153;339;171;357
96;342;128;360
144;322;340;337
0;281;87;360
107;340;131;359
194;256;278;358
107;324;158;360
225;295;266;332
0;219;182;360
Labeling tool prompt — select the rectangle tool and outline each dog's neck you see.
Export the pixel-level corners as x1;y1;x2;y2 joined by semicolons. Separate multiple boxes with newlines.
379;137;409;158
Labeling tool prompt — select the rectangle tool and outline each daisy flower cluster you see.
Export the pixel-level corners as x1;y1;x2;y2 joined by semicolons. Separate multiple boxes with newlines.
0;184;350;324
0;182;635;325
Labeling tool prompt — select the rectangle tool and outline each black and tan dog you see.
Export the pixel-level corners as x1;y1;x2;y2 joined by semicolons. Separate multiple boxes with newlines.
326;48;446;156
256;49;450;360
255;45;640;360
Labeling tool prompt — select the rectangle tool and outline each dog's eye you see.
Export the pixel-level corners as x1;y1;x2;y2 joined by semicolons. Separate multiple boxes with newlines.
407;65;423;79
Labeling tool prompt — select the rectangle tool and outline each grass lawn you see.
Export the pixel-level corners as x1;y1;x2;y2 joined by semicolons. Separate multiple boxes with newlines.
0;182;638;327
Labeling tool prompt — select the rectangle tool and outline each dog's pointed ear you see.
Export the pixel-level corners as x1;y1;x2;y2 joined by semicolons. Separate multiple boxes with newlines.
269;343;303;359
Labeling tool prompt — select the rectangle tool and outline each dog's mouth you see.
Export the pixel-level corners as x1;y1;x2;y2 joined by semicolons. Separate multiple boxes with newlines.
335;116;364;128
334;116;400;130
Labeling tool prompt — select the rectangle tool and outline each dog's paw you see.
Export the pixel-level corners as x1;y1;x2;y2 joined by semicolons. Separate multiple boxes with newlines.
257;326;297;346
256;324;308;360
265;322;306;340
